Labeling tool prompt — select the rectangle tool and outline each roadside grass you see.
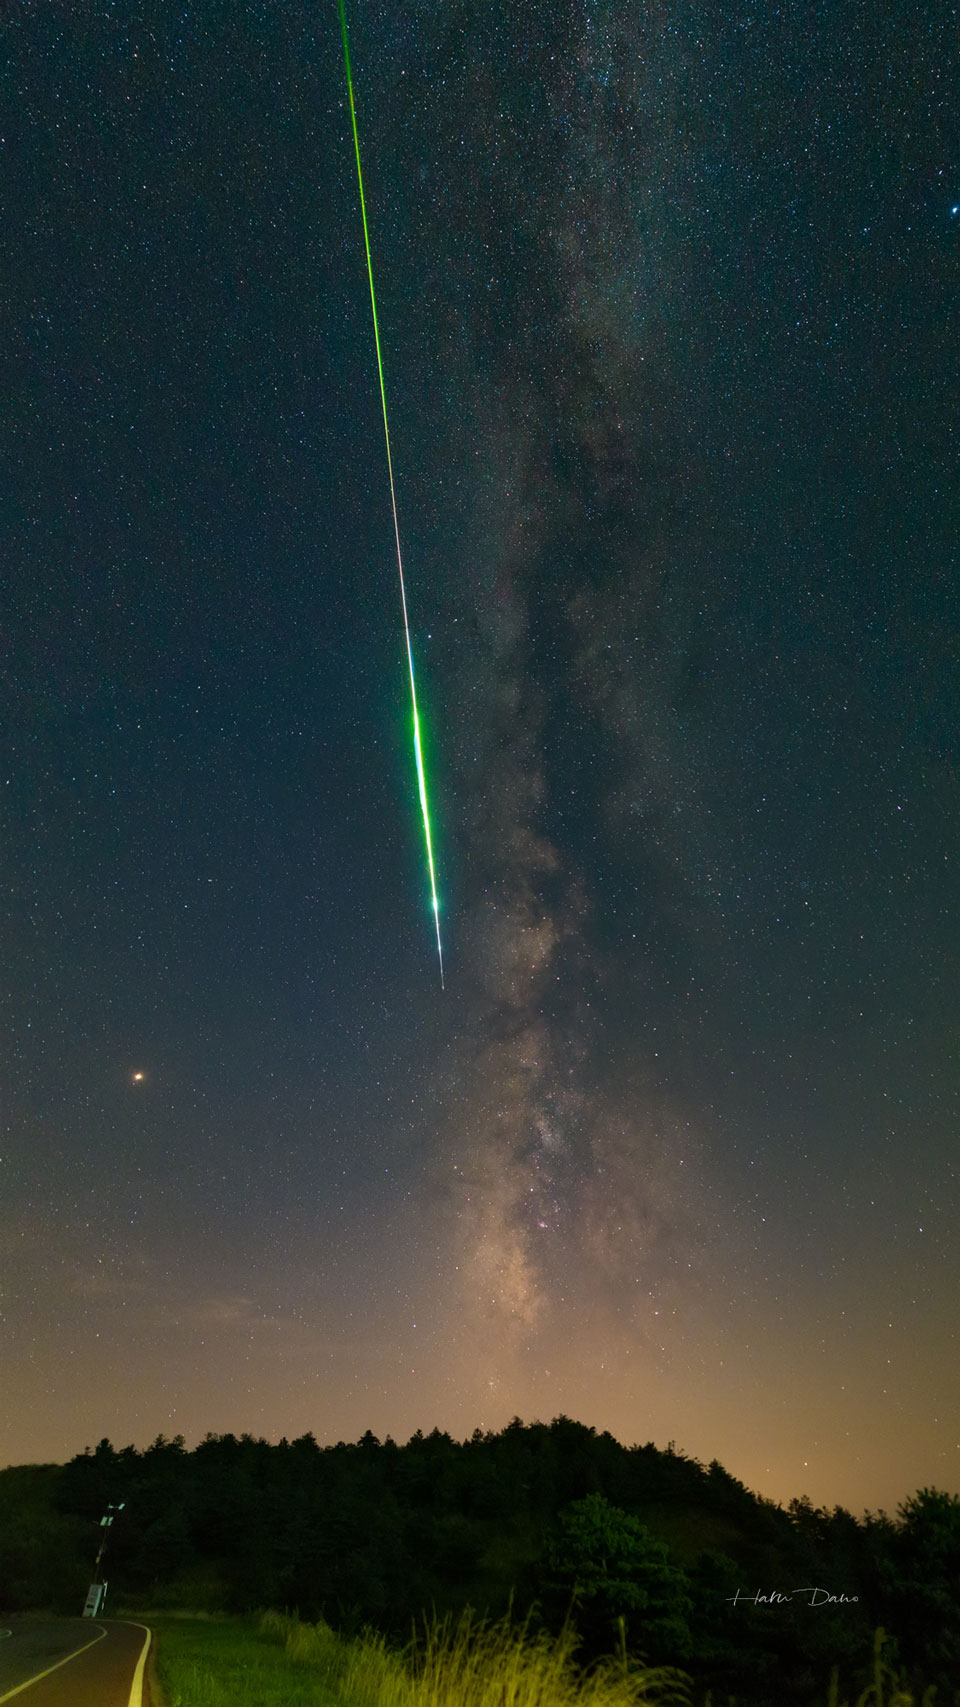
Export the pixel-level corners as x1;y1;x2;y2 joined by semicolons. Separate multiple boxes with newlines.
824;1626;947;1707
150;1609;691;1707
148;1610;945;1707
260;1609;691;1707
149;1613;343;1706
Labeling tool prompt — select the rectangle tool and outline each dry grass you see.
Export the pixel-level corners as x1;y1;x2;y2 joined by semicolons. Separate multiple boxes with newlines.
824;1626;948;1707
259;1608;691;1707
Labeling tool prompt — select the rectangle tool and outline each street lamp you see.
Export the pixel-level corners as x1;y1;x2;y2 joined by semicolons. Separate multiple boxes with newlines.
82;1503;126;1618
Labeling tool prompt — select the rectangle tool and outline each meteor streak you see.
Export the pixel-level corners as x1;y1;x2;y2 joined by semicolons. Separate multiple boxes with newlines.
336;0;444;987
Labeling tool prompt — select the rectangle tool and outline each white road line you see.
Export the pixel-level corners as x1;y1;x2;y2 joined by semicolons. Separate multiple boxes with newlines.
0;1625;108;1702
124;1624;151;1707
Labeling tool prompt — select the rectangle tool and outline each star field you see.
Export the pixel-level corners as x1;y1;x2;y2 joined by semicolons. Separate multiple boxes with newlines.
2;0;959;1511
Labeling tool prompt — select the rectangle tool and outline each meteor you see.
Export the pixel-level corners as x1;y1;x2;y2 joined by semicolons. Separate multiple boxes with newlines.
336;0;444;988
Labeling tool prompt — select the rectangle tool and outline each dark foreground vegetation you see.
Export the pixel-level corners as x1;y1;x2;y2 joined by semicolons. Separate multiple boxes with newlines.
1;1419;958;1705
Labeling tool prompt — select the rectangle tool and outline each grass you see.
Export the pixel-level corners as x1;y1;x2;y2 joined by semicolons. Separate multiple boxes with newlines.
149;1613;343;1706
150;1609;691;1707
148;1611;953;1707
824;1627;948;1707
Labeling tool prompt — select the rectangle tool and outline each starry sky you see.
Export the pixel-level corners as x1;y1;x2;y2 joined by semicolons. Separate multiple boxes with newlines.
3;0;959;1513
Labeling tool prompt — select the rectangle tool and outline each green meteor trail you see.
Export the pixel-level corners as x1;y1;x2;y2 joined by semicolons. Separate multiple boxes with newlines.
336;0;444;987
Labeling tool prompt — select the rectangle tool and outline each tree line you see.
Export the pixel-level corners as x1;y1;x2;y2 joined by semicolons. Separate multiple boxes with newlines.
1;1416;958;1704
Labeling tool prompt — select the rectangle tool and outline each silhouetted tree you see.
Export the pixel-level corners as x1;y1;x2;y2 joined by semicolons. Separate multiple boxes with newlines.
548;1491;693;1661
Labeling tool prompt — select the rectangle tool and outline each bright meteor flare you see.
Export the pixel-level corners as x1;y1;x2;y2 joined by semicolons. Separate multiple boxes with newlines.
336;0;444;988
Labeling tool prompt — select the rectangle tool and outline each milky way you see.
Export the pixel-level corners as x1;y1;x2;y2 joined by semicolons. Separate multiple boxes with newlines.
3;0;958;1510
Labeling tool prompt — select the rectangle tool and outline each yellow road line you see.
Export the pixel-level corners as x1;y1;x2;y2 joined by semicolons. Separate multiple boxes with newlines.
0;1625;107;1702
123;1623;151;1707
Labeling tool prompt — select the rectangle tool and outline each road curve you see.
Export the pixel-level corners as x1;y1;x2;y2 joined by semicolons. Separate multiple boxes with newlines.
0;1619;150;1707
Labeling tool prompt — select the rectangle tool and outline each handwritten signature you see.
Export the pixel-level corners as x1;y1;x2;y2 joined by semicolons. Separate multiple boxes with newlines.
726;1588;859;1608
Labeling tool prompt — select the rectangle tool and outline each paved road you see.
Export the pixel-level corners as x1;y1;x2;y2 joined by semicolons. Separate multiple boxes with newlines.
0;1619;150;1706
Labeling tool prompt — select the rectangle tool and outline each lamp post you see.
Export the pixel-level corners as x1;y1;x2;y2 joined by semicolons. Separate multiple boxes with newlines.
82;1502;125;1618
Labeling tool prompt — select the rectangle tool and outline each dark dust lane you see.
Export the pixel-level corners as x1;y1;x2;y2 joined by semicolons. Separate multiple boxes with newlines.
0;1620;149;1706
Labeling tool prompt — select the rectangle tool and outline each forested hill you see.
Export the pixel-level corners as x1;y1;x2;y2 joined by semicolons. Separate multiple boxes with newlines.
2;1418;959;1704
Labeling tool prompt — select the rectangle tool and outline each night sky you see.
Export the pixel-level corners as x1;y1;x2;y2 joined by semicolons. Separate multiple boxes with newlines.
3;0;959;1514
